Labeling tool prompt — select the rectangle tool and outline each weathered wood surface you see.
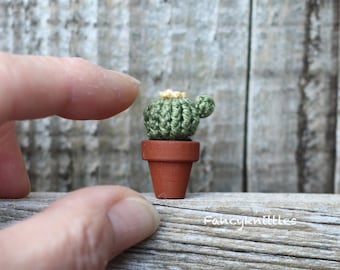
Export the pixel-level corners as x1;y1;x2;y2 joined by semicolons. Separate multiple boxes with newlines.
0;192;339;269
0;0;339;193
248;0;339;192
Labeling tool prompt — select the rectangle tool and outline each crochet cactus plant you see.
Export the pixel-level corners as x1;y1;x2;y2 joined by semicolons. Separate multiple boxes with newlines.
144;89;215;140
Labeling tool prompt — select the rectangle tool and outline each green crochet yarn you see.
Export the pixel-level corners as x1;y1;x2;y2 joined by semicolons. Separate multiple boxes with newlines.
144;90;215;140
195;95;215;118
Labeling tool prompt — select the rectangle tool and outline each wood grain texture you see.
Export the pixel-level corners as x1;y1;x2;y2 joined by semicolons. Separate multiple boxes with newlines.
334;1;340;194
247;0;339;192
127;0;249;193
0;0;339;193
2;0;249;193
296;0;338;193
0;192;339;269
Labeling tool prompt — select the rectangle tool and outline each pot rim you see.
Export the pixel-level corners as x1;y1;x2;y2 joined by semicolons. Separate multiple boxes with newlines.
141;140;200;162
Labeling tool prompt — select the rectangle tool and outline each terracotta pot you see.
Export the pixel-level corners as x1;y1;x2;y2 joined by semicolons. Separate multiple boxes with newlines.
141;140;200;199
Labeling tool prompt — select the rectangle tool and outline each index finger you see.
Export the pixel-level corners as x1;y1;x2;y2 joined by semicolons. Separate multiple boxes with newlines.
0;53;140;123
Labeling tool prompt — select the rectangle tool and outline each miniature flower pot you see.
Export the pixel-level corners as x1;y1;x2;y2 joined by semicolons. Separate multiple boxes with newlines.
142;140;200;199
142;89;214;198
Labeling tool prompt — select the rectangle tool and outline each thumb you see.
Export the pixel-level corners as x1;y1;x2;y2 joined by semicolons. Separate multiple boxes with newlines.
0;186;160;270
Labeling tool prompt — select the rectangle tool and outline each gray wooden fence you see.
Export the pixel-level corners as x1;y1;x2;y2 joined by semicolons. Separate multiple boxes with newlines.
1;0;339;193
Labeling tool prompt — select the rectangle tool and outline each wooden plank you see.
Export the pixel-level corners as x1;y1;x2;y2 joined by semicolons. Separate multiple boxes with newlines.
295;0;338;193
0;1;11;52
334;0;340;194
2;0;338;193
247;0;338;192
6;0;55;192
12;0;133;190
0;192;339;269
126;0;250;193
192;0;249;192
2;0;249;193
127;0;173;193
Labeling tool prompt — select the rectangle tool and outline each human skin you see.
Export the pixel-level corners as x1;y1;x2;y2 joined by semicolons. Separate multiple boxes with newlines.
0;53;160;270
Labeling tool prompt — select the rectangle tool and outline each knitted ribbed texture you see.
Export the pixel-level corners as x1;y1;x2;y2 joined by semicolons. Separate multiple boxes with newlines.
144;94;215;140
195;95;215;118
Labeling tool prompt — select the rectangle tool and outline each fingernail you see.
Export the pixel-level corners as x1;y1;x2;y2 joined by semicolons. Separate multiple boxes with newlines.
107;197;160;255
110;70;141;86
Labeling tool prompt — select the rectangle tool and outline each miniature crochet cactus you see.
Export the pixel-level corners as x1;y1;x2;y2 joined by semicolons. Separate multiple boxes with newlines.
144;89;215;140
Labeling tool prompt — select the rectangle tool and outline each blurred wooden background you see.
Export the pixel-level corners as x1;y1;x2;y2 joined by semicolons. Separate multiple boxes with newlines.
0;0;339;193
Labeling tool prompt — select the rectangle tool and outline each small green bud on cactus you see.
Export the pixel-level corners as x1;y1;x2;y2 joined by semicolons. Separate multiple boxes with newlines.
144;89;215;140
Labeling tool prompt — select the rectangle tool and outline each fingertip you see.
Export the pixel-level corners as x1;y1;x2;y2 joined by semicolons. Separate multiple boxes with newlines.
110;70;141;87
0;177;30;199
0;121;31;199
108;196;160;257
57;62;141;120
0;54;141;122
103;70;140;116
0;186;159;269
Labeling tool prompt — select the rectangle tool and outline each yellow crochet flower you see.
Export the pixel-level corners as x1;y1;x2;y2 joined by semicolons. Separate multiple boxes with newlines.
159;89;186;98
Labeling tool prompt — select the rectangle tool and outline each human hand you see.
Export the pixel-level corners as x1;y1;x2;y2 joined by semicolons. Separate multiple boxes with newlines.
0;53;160;269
